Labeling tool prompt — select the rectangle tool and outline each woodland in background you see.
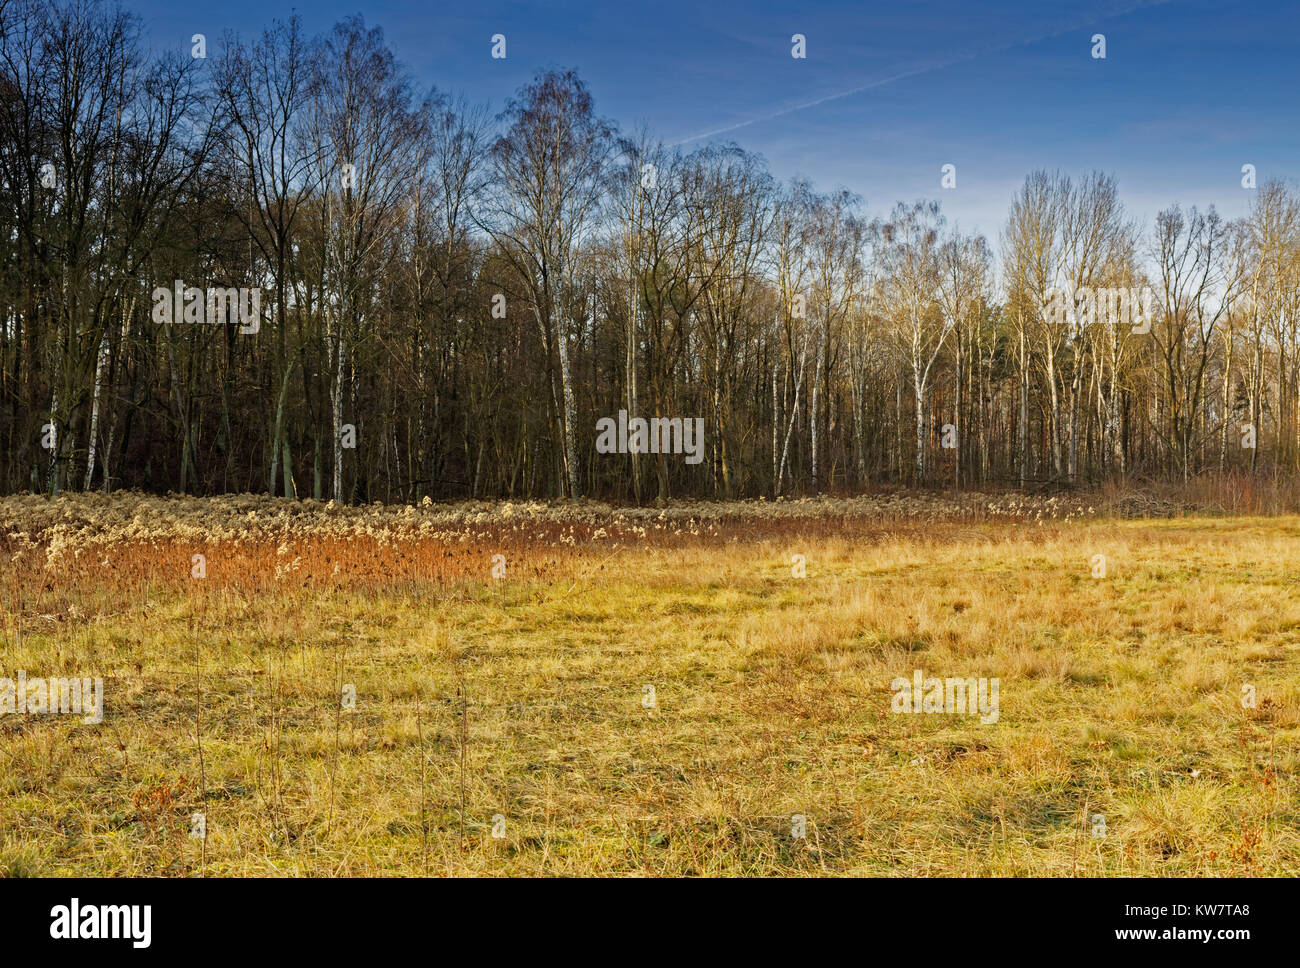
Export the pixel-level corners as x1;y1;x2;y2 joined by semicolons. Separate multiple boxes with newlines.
3;0;1299;504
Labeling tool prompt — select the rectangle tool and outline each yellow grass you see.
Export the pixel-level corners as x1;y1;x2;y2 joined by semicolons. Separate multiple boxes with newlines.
1;494;1296;876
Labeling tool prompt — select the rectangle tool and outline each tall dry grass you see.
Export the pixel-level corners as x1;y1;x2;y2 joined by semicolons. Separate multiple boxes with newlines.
1;494;1296;876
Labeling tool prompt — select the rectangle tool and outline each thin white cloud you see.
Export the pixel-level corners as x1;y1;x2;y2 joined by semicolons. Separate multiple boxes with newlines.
672;0;1174;146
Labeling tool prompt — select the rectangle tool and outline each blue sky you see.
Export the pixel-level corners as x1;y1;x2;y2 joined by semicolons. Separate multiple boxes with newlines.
129;0;1298;240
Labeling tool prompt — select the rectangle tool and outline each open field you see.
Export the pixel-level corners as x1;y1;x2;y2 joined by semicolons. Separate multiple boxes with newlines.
1;492;1298;876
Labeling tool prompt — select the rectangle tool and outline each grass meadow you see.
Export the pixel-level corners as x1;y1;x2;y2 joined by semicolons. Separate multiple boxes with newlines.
1;492;1297;876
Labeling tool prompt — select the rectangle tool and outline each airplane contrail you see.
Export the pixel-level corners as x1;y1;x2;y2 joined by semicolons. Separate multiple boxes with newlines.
672;0;1174;146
